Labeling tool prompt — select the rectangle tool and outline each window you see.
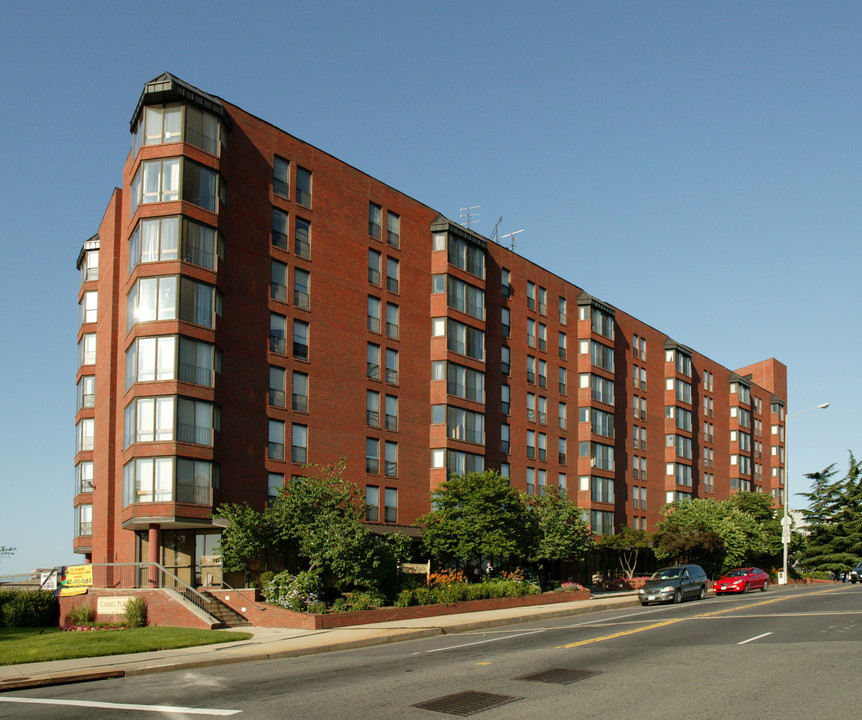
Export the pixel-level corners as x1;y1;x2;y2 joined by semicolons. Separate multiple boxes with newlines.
580;407;614;438
559;438;567;464
180;217;220;270
366;485;380;521
447;276;485;320
445;361;485;402
385;348;398;384
501;308;510;338
501;346;510;376
76;418;95;453
591;476;614;503
584;374;614;404
538;432;547;461
272;208;288;250
293;320;309;360
75;461;94;494
368;249;382;285
295;218;311;259
129;216;179;271
501;424;510;455
271;260;287;303
80;291;98;325
559;367;567;395
177;398;218;445
579;441;614;470
141;104;183;146
385;441;398;477
667;462;692;486
367;296;381;333
590;510;614;536
536;323;547;351
385;395;398;431
559;332;567;359
367;343;381;380
387;212;400;248
526;468;536;495
527;318;536;348
268;473;284;503
123;457;217;506
366;438;379;474
538;359;547;388
527;430;536;459
269;366;285;407
182;160;220;212
527;392;536;422
366;390;380;427
447;234;485;278
78;333;96;368
292;424;308;463
501;268;512;298
558;297;567;324
270;313;287;354
273;156;289;197
369;203;382;239
294;268;310;310
447;319;484;360
296;166;312;207
386;257;399;293
386;304;399;340
559;402;567;430
537;286;547;315
384;488;397;522
75;504;93;537
292;372;308;412
501;384;510;415
582;340;614;371
446;406;484;444
527;356;536;384
446;449;484;476
527;281;536;310
538;470;547;496
179;277;219;328
127;276;176;328
269;420;284;460
582;304;614;340
131;158;179;214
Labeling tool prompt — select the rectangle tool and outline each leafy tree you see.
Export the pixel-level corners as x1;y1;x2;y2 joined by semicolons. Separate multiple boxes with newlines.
797;455;862;573
654;498;766;577
214;461;411;593
728;491;782;567
418;470;532;570
529;487;593;566
595;526;653;579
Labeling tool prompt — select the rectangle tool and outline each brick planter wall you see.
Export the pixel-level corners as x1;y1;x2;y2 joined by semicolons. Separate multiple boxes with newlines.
207;588;591;630
57;588;215;629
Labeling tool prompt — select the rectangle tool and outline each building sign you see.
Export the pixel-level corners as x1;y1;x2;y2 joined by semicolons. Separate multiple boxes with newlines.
40;570;58;591
400;561;431;576
97;596;132;615
57;564;94;597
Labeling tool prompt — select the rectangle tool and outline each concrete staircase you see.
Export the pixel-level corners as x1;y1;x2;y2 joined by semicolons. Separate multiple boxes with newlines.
201;591;251;628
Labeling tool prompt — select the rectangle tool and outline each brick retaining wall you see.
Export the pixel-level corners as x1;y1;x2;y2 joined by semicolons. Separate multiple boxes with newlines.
58;588;216;629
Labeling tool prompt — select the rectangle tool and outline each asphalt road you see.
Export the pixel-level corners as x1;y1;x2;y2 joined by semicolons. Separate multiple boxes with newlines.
2;584;859;719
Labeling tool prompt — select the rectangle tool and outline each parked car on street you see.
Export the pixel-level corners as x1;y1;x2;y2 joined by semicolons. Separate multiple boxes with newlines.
713;567;770;594
849;562;862;583
638;565;708;605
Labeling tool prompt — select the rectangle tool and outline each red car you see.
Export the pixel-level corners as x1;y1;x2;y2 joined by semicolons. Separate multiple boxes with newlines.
714;567;770;594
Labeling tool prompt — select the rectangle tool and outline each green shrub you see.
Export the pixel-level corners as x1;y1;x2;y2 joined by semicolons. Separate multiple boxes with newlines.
307;602;327;614
1;591;59;628
394;589;416;607
257;571;275;589
66;603;94;626
434;582;470;605
264;570;322;612
0;590;18;628
124;596;147;628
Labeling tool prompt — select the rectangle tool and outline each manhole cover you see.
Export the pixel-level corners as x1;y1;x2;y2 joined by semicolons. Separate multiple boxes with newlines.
413;690;522;716
517;668;600;685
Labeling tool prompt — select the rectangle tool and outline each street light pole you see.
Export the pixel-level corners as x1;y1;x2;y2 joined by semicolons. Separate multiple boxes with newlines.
781;402;830;584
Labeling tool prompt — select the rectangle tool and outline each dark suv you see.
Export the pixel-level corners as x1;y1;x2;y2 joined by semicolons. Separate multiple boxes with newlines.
850;563;862;583
638;564;708;605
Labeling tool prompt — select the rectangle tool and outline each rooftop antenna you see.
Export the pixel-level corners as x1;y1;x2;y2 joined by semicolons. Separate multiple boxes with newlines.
500;228;525;252
490;217;503;244
460;206;480;228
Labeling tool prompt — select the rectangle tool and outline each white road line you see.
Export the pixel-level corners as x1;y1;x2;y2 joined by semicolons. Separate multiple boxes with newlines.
738;632;773;645
0;697;241;715
416;629;547;654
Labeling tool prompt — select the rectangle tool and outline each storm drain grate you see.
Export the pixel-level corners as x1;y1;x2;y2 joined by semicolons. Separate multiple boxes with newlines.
516;668;601;685
412;690;522;716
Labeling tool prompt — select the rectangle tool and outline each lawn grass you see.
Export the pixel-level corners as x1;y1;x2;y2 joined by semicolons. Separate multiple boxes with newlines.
0;627;253;666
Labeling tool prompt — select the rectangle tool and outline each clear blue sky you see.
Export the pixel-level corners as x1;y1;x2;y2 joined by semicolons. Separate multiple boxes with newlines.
1;2;858;576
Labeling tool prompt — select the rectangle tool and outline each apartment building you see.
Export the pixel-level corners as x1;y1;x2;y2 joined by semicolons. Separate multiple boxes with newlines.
74;73;787;584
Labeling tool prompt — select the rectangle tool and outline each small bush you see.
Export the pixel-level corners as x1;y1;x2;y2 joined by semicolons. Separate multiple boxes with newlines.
1;591;59;628
393;589;416;607
124;596;147;628
66;604;94;626
330;590;386;612
264;570;322;612
257;571;274;589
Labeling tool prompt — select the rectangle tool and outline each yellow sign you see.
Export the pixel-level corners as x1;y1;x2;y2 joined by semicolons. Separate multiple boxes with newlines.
62;565;94;588
58;587;88;597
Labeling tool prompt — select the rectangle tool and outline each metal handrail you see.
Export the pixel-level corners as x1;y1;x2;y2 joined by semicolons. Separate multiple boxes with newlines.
219;580;267;611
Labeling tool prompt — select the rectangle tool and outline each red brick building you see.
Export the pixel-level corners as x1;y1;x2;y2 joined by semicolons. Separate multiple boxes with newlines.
74;73;787;583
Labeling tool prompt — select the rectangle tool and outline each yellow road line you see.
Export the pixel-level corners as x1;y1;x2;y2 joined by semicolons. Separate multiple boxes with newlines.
558;589;837;649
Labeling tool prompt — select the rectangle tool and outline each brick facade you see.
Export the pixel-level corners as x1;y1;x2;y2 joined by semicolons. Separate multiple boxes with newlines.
74;73;788;579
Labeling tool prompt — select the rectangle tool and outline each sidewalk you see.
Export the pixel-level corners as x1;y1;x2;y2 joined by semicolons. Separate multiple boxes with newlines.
0;593;638;692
